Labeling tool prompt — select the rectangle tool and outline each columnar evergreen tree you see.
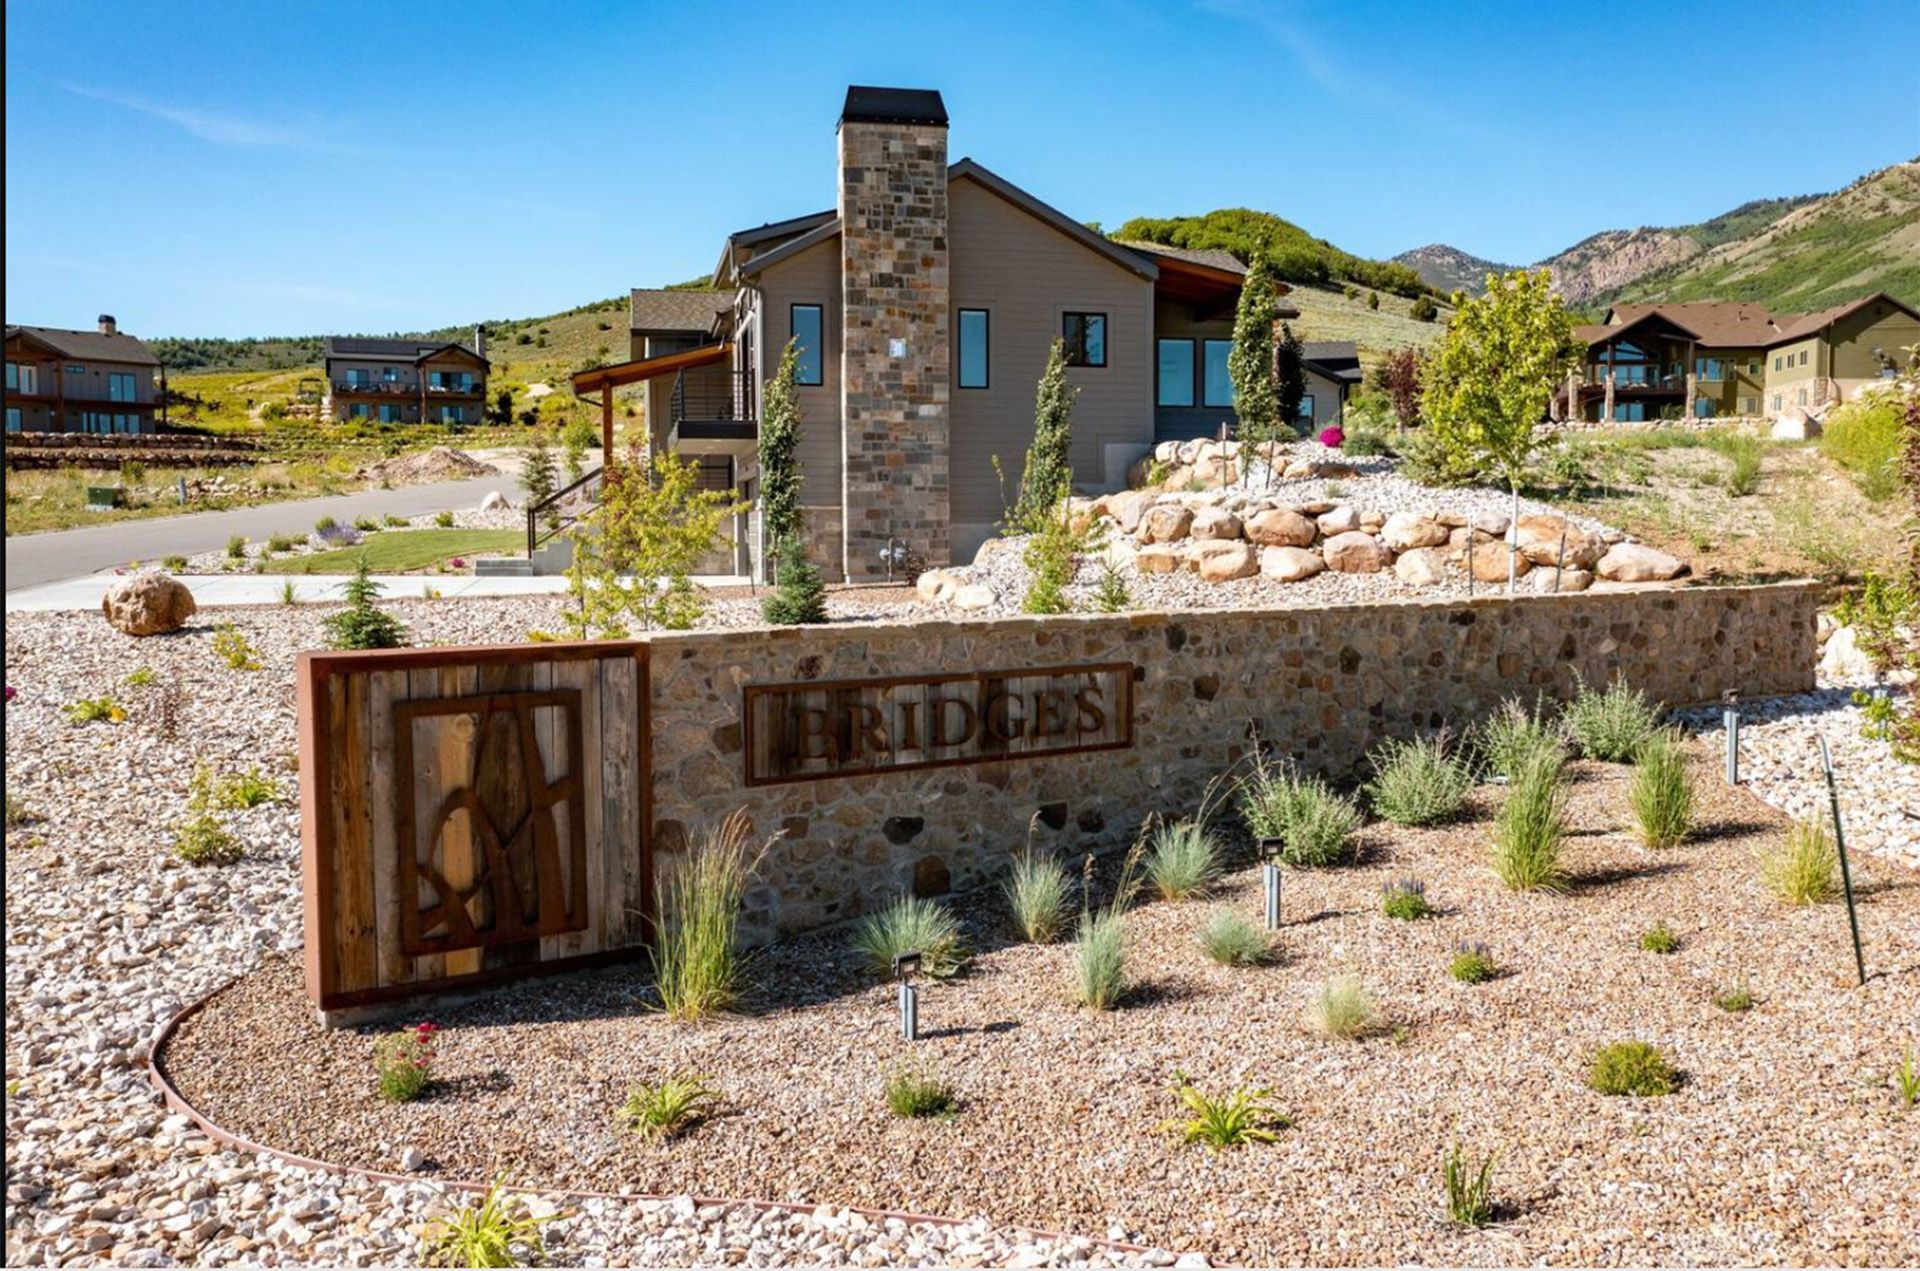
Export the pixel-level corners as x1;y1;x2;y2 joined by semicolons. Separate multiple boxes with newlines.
1423;269;1583;591
1228;251;1282;469
1275;323;1306;439
1010;338;1078;533
520;430;559;528
758;338;805;551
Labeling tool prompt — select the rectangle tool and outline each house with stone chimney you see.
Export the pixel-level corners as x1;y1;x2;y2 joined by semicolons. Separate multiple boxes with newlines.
322;330;490;425
574;86;1303;583
5;316;164;434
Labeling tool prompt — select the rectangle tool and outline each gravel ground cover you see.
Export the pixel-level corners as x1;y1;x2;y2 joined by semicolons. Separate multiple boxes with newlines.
159;758;1920;1266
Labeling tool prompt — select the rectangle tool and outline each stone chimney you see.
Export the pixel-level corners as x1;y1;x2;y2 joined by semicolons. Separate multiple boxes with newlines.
97;314;117;335
837;86;951;580
473;325;486;358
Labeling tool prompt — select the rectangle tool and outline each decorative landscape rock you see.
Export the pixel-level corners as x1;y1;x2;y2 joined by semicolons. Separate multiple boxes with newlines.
478;490;512;512
1139;505;1195;544
1320;531;1390;574
1514;514;1605;570
1258;546;1325;582
915;570;962;603
1531;567;1595;594
1392;547;1448;587
1596;542;1687;583
1316;505;1361;536
1188;507;1243;542
951;583;995;610
1244;508;1317;548
1380;511;1449;552
1136;544;1187;574
101;571;196;636
1469;544;1531;582
1191;541;1259;583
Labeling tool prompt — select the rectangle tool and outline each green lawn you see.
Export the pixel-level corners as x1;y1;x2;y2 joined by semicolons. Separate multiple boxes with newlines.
261;528;523;574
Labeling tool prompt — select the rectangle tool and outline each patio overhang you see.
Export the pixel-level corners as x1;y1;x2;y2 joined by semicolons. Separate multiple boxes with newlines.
1147;256;1298;322
570;342;734;457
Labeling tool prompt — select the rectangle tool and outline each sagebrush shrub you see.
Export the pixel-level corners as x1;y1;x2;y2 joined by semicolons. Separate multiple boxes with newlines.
1757;819;1839;906
854;895;966;979
1365;734;1474;826
1145;819;1222;900
1588;1041;1677;1096
1629;730;1694;848
1566;676;1663;762
1198;910;1275;966
1490;747;1568;892
617;1076;719;1140
1240;765;1361;867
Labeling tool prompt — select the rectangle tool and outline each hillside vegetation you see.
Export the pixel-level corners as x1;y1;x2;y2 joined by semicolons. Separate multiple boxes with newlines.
1114;208;1434;299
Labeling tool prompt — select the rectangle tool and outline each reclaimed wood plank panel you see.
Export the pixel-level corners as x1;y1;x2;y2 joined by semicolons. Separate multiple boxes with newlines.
367;668;407;988
404;665;447;987
331;671;376;996
602;653;636;947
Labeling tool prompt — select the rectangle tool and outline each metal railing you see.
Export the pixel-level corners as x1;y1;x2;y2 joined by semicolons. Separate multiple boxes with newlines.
525;466;604;557
669;368;756;424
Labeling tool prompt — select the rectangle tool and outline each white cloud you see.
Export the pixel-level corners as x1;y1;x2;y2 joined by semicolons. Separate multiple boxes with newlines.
61;83;377;156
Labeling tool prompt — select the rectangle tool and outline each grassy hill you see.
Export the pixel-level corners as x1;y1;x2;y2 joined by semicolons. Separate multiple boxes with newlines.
1113;208;1434;300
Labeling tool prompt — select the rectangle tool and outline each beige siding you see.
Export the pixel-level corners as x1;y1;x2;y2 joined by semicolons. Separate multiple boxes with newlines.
948;174;1155;551
752;236;844;513
1829;301;1920;382
1299;367;1346;432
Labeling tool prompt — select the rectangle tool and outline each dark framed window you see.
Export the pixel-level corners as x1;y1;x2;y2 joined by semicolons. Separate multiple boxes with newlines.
1297;394;1316;426
1799;350;1809;366
791;304;824;385
1202;340;1234;407
1156;339;1194;407
1062;312;1106;367
957;309;989;388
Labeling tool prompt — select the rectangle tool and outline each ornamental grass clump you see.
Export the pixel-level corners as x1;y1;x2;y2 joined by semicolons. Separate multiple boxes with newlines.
1307;974;1377;1040
1475;695;1566;779
1364;733;1474;826
1381;877;1433;921
1566;675;1663;762
882;1062;956;1119
1198;909;1276;966
1490;746;1569;892
1713;976;1754;1013
617;1076;720;1141
1239;764;1361;867
854;895;967;979
1757;818;1839;906
1163;1072;1288;1149
1004;835;1070;944
418;1178;553;1269
1639;921;1681;954
1895;1048;1918;1110
653;810;769;1020
1629;729;1694;848
1442;1143;1497;1228
374;1022;439;1103
1144;819;1222;901
1449;941;1498;984
1072;838;1146;1010
1587;1041;1678;1096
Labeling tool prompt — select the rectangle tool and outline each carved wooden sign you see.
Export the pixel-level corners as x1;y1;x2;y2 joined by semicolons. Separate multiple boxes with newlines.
743;662;1135;785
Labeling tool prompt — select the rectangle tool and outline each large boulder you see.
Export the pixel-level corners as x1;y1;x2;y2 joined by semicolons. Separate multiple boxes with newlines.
1107;490;1156;535
1321;531;1390;574
1772;408;1820;441
1818;625;1876;680
1514;515;1605;570
1596;542;1687;583
951;584;995;611
102;571;197;637
1192;541;1260;583
1136;544;1187;574
1260;546;1325;583
478;490;511;512
1189;507;1244;541
1139;504;1195;544
1193;453;1238;487
1468;545;1532;583
1316;505;1361;536
1381;511;1449;552
1393;547;1448;587
915;570;962;603
1245;508;1317;548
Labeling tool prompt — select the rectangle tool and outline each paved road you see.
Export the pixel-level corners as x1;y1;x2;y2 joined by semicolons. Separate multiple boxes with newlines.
5;475;516;591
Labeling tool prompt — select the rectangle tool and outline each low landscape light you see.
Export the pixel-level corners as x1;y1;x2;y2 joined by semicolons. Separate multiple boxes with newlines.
1722;690;1741;785
893;951;922;1040
1259;837;1284;930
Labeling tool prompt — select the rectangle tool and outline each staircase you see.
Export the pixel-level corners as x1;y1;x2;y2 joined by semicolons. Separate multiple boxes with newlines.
498;467;604;576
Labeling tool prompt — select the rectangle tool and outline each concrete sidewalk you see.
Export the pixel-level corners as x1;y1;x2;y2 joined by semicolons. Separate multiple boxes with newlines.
5;572;748;613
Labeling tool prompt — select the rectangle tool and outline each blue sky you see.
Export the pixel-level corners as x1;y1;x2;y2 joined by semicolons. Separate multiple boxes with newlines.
7;0;1916;338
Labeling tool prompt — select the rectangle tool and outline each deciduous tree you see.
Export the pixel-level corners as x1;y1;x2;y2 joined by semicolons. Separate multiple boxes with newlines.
1229;251;1282;471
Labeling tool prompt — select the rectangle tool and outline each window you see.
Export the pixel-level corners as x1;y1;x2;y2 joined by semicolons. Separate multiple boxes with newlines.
1694;357;1725;381
1772;356;1782;371
5;362;36;394
1796;387;1808;406
5;407;19;431
1738;396;1755;414
1613;402;1647;422
108;372;136;402
1202;340;1234;407
1799;350;1809;366
1694;398;1716;419
382;365;400;383
957;309;989;389
349;403;371;419
1156;339;1195;407
1747;359;1761;376
790;304;823;386
1769;393;1782;412
378;404;403;423
1062;312;1106;367
346;368;371;388
440;404;464;423
1297;394;1316;427
429;370;473;392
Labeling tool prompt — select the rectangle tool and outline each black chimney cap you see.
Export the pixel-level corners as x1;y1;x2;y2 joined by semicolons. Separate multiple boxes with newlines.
839;86;948;128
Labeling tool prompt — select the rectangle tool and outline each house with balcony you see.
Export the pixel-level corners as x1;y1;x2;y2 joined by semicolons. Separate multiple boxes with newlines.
4;316;164;434
323;330;490;424
571;85;1309;584
1560;293;1919;423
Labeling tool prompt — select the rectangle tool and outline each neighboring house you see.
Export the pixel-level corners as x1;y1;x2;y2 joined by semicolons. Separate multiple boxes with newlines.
4;316;163;434
572;85;1303;583
1301;341;1362;432
324;330;490;424
1561;293;1919;423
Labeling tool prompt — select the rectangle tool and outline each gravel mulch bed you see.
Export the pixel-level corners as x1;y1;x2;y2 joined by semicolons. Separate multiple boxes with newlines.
161;759;1920;1267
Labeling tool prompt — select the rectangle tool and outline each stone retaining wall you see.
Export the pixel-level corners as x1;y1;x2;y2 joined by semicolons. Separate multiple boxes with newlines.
645;582;1819;945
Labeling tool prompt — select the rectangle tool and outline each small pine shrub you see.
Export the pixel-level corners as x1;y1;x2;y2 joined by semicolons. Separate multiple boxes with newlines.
1588;1041;1677;1096
1164;1073;1288;1149
211;624;262;671
225;534;247;559
1442;1143;1496;1228
762;536;828;625
1629;730;1694;848
1239;765;1361;867
1565;675;1663;762
1639;921;1680;954
172;813;242;866
1380;876;1433;921
64;696;126;725
653;811;766;1020
883;1062;956;1119
1364;733;1474;826
617;1076;720;1141
1490;746;1568;892
854;895;966;979
1307;974;1376;1040
373;1023;438;1102
1092;558;1130;612
434;510;456;528
1198;910;1275;966
322;559;408;651
1449;941;1497;984
1476;696;1566;779
1144;819;1222;900
417;1178;552;1269
1757;819;1839;906
1004;845;1070;943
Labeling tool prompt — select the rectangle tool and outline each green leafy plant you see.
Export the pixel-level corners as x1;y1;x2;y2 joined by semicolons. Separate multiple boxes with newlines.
321;559;408;650
162;554;188;571
1163;1072;1288;1149
1198;910;1275;966
1007;338;1079;533
1639;921;1680;954
64;696;126;725
374;1022;439;1102
1895;1048;1918;1110
215;765;281;809
1628;730;1695;848
653;810;767;1020
123;665;156;688
211;623;262;671
1004;838;1070;944
1239;763;1361;867
8;792;37;829
1709;432;1764;496
1713;976;1754;1013
1364;733;1474;826
853;895;966;979
1442;1143;1497;1228
1565;675;1663;762
418;1178;553;1268
225;534;247;560
1022;499;1092;615
1307;974;1377;1040
616;1076;721;1141
1757;819;1839;906
1490;746;1568;892
883;1062;956;1119
1380;876;1433;921
1587;1041;1678;1096
1449;941;1498;984
172;813;242;866
1144;819;1222;901
434;509;455;529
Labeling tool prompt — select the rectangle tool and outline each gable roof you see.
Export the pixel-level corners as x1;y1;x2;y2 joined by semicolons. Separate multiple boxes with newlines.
737;216;842;278
322;336;489;366
1302;340;1362;383
1582;292;1920;352
1766;291;1920;344
630;288;729;335
6;324;160;366
1114;240;1245;275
